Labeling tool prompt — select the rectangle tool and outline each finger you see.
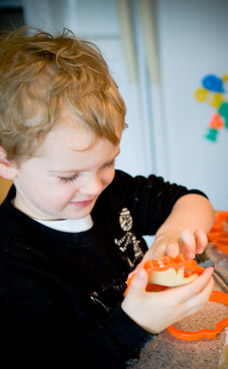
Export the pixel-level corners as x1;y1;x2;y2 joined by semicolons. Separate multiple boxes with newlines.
152;241;179;259
194;229;208;254
183;275;214;316
127;269;148;297
165;266;214;303
179;229;196;259
150;243;166;259
166;242;180;258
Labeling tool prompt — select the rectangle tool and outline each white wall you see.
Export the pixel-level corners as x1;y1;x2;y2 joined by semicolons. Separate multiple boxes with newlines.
157;0;228;209
22;0;228;209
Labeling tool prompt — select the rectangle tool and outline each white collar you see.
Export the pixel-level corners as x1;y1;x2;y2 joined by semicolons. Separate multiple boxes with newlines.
35;215;93;233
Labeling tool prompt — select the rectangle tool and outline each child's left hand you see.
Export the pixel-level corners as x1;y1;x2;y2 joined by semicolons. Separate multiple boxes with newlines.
139;228;208;267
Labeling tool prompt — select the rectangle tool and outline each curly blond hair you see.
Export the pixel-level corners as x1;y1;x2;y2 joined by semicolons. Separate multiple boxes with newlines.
0;27;126;164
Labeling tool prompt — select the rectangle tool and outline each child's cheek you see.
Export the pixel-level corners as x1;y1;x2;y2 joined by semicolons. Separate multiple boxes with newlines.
48;185;77;207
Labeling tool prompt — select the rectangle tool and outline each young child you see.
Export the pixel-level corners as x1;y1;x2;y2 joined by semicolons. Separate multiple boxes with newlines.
0;27;214;367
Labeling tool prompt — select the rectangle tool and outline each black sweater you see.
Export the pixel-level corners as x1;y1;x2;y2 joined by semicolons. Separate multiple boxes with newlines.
0;170;205;367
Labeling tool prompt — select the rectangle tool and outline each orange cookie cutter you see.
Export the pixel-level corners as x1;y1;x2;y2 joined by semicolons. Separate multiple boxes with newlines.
168;290;228;340
125;253;204;295
208;211;228;253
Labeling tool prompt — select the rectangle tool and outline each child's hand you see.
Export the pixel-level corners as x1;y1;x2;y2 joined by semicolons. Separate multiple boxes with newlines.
142;228;208;266
121;266;214;334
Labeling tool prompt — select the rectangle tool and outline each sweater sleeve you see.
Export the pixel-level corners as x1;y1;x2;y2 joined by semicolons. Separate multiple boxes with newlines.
109;170;208;236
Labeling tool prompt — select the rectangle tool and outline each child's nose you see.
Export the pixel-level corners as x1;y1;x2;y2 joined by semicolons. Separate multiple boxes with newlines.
80;174;103;196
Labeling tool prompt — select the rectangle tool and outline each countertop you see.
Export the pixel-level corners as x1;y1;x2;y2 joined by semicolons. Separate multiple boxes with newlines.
133;243;228;369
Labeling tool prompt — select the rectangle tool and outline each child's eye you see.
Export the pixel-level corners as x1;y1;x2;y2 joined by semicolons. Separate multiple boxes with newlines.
58;174;79;183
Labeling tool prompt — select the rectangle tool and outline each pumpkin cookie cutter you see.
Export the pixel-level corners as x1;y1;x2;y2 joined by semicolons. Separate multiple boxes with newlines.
208;211;228;253
168;290;228;340
125;253;204;295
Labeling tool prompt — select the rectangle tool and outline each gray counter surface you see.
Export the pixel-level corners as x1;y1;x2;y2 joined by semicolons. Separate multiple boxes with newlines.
133;243;228;369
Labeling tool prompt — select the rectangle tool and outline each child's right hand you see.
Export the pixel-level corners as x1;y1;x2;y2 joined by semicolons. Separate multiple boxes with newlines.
121;266;214;334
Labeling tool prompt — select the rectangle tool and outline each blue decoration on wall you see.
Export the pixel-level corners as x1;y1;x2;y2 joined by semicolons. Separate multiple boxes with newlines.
202;75;224;93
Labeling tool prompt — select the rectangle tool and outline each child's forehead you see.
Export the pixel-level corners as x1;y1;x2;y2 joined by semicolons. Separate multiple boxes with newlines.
46;104;121;148
40;119;96;153
36;111;118;156
31;119;120;172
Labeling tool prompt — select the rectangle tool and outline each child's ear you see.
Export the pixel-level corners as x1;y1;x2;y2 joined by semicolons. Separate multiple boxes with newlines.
0;146;18;180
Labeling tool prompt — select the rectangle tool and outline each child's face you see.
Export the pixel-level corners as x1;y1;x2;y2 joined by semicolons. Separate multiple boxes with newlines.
13;109;122;221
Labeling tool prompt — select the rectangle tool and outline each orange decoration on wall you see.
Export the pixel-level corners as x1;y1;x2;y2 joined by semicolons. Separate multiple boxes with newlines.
208;211;228;253
208;112;224;130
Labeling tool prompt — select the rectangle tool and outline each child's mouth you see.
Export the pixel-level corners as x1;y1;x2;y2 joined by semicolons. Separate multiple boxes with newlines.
70;198;94;208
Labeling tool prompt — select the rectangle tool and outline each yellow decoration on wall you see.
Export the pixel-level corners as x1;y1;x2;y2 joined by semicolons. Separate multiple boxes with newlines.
195;74;228;141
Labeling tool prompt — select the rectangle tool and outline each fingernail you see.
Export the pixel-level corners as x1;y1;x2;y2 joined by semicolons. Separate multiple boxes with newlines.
187;252;194;259
137;269;145;279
